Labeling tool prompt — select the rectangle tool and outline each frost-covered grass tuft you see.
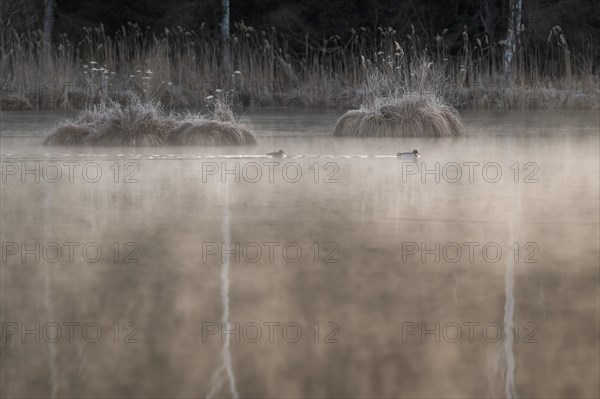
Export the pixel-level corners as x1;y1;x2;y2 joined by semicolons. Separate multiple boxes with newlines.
43;96;257;146
334;93;463;137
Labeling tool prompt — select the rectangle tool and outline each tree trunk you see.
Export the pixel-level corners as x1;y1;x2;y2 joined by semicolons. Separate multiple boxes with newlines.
503;0;523;82
221;0;232;73
479;0;498;44
42;0;54;60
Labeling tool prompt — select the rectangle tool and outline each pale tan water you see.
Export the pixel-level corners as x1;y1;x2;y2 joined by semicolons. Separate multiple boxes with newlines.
0;109;599;398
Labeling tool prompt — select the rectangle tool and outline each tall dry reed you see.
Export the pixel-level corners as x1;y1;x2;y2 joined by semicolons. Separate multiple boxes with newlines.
1;20;598;110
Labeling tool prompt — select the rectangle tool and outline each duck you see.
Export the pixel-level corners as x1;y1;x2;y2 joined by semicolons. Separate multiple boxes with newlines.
267;149;286;158
397;149;421;159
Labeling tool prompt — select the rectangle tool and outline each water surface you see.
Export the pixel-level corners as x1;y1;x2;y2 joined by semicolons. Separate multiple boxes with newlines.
1;108;599;398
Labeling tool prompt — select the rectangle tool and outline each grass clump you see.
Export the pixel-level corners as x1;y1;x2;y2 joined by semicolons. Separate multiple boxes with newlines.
334;93;463;137
0;94;33;110
334;57;464;137
43;96;257;146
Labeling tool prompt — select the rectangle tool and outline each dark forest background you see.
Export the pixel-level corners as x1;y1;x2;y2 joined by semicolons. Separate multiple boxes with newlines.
3;0;600;53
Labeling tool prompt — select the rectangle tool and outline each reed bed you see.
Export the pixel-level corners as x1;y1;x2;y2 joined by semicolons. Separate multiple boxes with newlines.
2;21;598;110
43;96;257;146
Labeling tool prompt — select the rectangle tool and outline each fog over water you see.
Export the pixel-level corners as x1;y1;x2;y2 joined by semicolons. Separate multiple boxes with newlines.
1;109;599;398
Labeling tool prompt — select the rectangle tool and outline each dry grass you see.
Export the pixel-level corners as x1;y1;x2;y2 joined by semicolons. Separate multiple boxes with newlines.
334;93;463;137
0;94;33;110
166;119;256;146
1;21;598;110
43;97;257;146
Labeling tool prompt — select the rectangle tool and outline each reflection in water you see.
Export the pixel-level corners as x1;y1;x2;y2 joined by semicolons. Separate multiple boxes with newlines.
0;109;599;398
207;183;239;399
43;191;59;399
503;178;520;399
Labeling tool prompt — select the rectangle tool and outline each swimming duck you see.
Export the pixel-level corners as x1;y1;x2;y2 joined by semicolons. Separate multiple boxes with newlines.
267;149;286;158
397;149;421;159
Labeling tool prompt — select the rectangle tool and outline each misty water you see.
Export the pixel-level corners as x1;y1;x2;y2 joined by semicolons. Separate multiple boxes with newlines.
1;109;599;398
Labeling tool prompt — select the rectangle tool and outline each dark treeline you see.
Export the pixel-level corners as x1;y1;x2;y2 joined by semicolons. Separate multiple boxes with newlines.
3;0;600;54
